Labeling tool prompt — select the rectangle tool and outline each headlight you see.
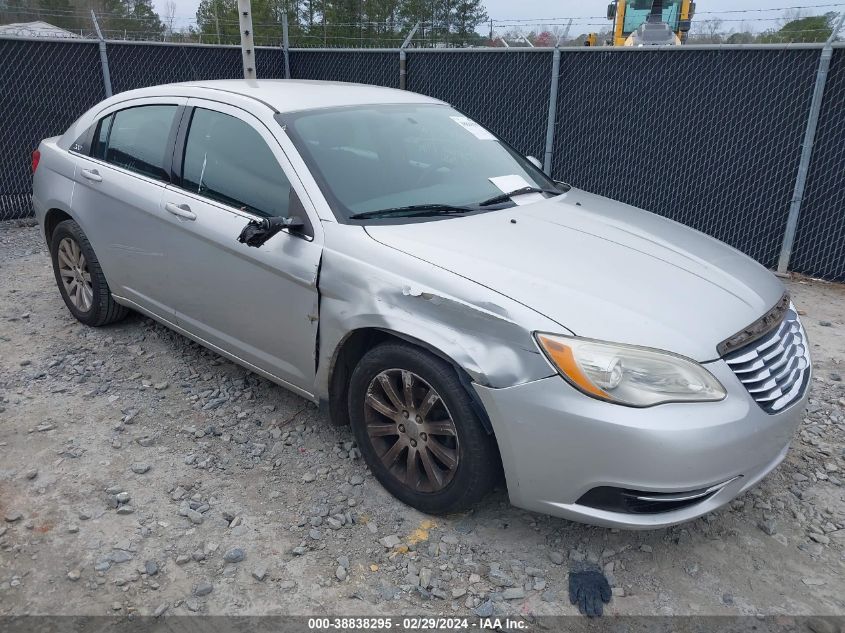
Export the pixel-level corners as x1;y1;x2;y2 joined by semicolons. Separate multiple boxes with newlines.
535;333;726;407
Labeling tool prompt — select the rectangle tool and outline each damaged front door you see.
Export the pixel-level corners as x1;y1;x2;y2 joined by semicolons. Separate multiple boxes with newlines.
162;100;322;396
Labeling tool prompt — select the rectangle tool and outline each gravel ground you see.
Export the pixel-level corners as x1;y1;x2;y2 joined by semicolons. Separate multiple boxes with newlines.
1;219;844;620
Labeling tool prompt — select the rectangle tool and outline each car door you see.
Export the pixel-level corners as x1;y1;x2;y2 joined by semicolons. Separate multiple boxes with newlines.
70;98;188;317
161;99;322;395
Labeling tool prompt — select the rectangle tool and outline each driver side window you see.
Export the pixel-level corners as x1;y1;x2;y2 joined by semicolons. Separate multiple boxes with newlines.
182;108;292;218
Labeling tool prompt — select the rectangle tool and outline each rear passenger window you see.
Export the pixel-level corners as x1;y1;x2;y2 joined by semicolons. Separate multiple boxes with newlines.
103;105;177;180
182;108;291;218
92;114;113;160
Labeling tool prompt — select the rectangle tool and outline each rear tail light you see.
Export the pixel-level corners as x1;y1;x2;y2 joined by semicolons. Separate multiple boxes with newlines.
31;149;41;174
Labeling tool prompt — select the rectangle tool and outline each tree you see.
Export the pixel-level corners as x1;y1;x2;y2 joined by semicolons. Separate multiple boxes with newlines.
451;0;485;45
763;12;837;43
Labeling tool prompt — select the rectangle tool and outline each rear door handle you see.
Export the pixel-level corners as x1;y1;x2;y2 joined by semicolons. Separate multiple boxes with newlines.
165;202;196;221
81;168;102;182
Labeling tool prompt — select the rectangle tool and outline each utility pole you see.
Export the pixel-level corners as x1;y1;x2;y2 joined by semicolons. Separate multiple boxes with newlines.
90;10;112;97
237;0;256;79
214;0;221;45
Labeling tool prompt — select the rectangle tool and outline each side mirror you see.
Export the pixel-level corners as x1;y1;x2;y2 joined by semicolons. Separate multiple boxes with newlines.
526;156;543;170
238;215;306;248
607;2;616;20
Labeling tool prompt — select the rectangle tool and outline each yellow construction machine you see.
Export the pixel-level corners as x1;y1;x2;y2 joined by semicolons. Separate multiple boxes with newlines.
585;0;695;46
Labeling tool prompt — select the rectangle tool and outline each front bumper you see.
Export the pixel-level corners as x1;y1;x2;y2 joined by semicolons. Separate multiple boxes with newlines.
473;360;808;529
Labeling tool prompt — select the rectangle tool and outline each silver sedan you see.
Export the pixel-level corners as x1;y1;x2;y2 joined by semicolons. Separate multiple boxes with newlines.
32;80;811;528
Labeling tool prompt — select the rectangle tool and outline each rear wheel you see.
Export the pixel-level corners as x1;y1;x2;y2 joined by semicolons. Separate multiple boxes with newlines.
349;342;498;514
50;219;128;327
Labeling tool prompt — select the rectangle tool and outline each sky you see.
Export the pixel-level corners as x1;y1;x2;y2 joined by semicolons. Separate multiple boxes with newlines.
151;0;845;35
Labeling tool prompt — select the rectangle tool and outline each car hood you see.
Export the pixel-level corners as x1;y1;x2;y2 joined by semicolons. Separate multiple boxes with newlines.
364;188;785;362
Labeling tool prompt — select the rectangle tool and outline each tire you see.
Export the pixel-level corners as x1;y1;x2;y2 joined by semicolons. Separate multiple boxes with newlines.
50;219;128;327
348;342;498;514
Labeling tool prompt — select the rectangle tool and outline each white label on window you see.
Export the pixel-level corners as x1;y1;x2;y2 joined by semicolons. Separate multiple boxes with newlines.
450;116;498;141
489;175;545;205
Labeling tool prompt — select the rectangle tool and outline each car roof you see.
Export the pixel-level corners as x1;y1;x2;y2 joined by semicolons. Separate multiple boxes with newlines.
113;79;445;114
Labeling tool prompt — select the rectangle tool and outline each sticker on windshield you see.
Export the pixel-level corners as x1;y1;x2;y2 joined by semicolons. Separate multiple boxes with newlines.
450;116;498;141
489;175;546;205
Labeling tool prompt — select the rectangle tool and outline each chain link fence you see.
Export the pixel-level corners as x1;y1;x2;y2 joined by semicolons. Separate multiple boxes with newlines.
1;37;844;281
791;47;845;281
552;47;820;270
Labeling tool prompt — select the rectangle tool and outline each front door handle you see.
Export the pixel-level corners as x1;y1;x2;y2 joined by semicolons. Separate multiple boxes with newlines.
81;168;102;182
165;202;197;221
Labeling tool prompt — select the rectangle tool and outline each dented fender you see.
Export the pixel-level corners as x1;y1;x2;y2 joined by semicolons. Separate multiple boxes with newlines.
313;223;562;400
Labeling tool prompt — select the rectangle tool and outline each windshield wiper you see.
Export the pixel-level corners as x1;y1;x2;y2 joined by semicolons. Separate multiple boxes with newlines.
349;204;474;220
477;186;563;207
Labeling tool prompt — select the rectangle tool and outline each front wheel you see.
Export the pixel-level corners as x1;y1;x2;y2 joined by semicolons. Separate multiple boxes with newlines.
348;342;498;514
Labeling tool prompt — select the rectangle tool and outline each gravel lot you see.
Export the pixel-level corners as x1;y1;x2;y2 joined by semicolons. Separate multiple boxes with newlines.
1;219;844;620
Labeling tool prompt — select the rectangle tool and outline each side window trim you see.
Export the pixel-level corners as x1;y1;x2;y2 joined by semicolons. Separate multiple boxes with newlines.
172;103;315;239
78;101;186;186
170;105;193;186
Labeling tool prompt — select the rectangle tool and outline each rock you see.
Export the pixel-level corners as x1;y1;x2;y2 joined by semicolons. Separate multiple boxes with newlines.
67;569;81;581
379;534;402;549
185;509;204;525
116;492;131;504
153;603;168;618
502;587;525;600
474;600;494;617
809;533;830;545
223;547;245;563
144;561;159;576
569;549;585;562
419;568;433;588
452;586;467;599
640;544;653;553
612;586;625;597
4;511;23;523
802;577;826;586
807;617;839;633
154;381;169;390
110;550;133;564
131;463;151;474
302;473;316;483
194;580;214;596
758;519;777;536
116;505;135;515
252;566;267;582
349;474;364;485
25;469;38;480
335;566;347;581
549;551;564;565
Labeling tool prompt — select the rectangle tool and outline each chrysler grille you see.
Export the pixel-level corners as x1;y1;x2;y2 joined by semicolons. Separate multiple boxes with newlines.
724;305;810;414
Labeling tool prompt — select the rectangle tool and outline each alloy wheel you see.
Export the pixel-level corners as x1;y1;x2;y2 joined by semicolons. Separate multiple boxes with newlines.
57;237;93;312
363;368;460;493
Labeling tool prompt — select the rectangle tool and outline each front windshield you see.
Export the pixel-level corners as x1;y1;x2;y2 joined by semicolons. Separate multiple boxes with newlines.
622;0;681;33
279;104;558;221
